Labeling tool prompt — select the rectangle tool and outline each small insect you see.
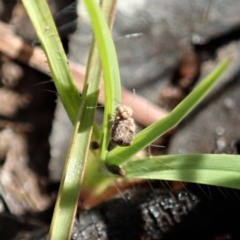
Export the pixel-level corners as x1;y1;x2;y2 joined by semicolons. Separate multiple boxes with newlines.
110;105;136;147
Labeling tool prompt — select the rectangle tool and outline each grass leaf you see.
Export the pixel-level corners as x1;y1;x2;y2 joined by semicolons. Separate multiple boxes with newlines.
83;0;122;160
106;58;231;166
22;0;81;124
123;154;240;189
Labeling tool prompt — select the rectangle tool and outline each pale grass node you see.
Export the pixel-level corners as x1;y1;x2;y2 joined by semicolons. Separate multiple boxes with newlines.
44;32;58;38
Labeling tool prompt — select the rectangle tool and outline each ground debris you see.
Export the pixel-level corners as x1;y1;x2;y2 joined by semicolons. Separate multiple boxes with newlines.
0;129;51;215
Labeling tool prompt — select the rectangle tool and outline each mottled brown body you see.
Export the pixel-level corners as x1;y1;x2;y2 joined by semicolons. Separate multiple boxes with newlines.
111;105;135;146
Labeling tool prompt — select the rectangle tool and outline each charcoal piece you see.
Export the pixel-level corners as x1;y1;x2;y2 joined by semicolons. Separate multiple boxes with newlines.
73;189;199;240
73;209;107;240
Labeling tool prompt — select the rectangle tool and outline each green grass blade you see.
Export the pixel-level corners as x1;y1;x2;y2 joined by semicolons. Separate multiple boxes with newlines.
83;0;122;160
22;0;81;124
82;0;118;151
49;84;90;240
49;23;102;240
49;0;118;239
105;58;231;165
123;154;240;189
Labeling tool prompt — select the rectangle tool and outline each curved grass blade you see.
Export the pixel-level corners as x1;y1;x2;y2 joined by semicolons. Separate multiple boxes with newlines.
123;154;240;189
83;0;122;160
22;0;81;124
105;58;231;166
